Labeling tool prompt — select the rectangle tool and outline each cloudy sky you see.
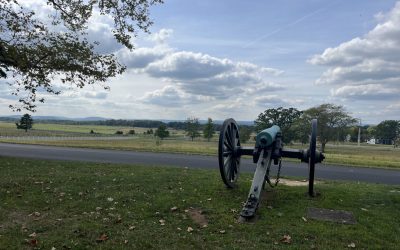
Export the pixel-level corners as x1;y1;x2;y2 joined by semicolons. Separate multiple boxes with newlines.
1;0;400;124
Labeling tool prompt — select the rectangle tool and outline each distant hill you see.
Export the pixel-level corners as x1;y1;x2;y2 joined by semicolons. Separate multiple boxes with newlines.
0;116;254;127
0;115;108;121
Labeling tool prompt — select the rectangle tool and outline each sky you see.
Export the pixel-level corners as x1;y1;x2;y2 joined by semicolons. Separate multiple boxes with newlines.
1;0;400;124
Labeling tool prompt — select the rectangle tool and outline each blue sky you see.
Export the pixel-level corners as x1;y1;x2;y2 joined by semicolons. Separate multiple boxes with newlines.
1;0;399;124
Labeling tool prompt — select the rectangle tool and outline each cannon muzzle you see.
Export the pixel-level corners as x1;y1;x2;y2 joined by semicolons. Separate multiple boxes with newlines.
255;125;281;148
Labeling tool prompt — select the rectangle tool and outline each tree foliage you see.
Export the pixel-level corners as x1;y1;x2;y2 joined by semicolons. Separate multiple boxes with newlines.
374;120;399;145
302;104;356;152
15;113;33;132
0;0;162;111
185;117;200;141
155;124;169;140
239;126;252;143
203;118;215;142
254;107;302;143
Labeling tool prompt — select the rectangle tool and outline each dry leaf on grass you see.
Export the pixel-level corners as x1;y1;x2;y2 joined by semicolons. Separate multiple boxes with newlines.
96;234;108;243
28;239;38;246
187;227;194;233
280;234;292;244
170;206;178;212
348;242;356;248
159;219;166;226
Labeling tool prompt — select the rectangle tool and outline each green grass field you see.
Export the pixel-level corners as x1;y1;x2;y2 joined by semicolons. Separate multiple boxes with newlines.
1;122;400;169
0;157;399;249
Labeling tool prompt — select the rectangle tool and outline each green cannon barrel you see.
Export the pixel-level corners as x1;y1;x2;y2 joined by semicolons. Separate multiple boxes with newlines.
256;125;281;148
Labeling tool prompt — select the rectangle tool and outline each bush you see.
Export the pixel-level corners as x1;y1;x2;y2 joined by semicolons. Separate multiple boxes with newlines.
128;129;135;135
115;130;123;135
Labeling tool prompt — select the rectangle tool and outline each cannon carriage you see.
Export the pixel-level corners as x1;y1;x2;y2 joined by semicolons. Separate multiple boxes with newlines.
218;118;325;219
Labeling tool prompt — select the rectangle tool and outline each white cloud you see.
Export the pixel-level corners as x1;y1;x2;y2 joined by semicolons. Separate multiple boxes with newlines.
309;2;400;102
141;85;213;107
148;28;173;44
84;92;108;99
330;84;399;100
117;46;171;68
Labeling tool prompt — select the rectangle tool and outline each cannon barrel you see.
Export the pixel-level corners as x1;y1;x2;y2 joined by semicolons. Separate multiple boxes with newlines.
255;125;281;148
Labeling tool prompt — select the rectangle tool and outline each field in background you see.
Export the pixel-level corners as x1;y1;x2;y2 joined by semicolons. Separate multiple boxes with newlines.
0;157;399;249
1;122;400;169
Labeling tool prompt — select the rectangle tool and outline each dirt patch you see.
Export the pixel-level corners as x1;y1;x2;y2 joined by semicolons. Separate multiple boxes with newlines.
272;178;321;187
187;208;208;227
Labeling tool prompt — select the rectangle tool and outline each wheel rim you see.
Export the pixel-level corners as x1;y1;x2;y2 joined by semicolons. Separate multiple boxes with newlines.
308;119;317;196
218;118;241;188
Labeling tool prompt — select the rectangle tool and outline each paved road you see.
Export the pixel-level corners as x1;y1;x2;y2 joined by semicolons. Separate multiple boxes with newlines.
0;143;399;185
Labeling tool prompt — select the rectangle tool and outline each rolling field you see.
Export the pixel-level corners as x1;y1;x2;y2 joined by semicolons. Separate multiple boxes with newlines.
1;122;399;169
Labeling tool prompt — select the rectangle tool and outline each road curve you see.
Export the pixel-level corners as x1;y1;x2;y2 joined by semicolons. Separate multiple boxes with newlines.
0;143;399;185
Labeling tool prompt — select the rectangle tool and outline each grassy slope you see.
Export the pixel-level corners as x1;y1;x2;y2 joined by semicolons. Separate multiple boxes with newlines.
0;157;399;249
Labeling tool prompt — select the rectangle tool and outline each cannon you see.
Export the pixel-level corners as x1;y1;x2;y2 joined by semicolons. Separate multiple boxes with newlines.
218;118;325;219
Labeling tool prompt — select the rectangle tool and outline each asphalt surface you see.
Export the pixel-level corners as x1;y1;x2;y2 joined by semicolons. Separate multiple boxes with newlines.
0;143;399;185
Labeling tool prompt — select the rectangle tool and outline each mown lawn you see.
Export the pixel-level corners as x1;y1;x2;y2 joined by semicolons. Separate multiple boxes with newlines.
0;157;399;249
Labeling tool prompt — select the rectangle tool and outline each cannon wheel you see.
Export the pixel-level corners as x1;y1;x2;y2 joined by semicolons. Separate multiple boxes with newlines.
308;119;317;196
218;118;241;188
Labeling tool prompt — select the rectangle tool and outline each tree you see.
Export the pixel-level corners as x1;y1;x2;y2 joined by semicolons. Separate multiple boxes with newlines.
15;113;33;132
203;118;215;142
239;126;252;143
186;117;200;141
374;120;399;146
0;0;163;111
302;104;356;152
254;107;302;143
155;124;169;140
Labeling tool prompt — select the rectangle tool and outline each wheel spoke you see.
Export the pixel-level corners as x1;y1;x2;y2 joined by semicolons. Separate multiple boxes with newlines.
225;126;233;147
224;139;233;150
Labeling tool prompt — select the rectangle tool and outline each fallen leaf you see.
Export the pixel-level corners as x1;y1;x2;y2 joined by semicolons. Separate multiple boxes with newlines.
280;234;292;244
51;247;56;250
187;227;194;232
159;219;165;226
29;232;37;238
170;206;178;212
361;208;368;211
107;197;114;202
96;234;108;243
177;227;182;231
207;198;212;201
348;242;356;248
128;226;135;230
219;230;226;234
29;239;38;246
33;212;41;217
124;240;128;244
302;217;307;222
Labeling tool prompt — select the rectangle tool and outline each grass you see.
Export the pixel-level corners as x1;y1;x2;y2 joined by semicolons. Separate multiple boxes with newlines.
1;121;400;169
0;157;399;249
0;122;153;137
